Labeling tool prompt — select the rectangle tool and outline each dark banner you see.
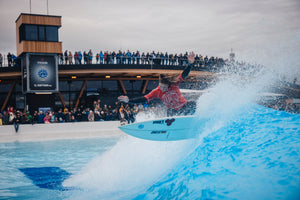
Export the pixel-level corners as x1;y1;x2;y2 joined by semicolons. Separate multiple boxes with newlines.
28;54;58;92
21;56;27;93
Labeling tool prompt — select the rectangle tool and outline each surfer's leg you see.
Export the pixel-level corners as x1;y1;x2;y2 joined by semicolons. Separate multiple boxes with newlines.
182;101;196;115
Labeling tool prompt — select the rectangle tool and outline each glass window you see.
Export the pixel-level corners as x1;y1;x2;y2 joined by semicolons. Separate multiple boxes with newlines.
146;80;159;91
86;81;102;90
25;25;38;41
46;26;58;42
19;25;25;42
38;26;45;41
102;81;118;91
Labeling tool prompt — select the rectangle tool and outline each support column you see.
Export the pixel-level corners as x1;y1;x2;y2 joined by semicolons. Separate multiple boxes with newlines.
75;80;87;109
57;91;66;108
1;80;16;111
118;80;127;94
141;80;149;94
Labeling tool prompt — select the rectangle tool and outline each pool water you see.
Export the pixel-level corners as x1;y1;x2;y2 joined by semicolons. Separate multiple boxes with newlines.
0;138;119;199
1;104;300;200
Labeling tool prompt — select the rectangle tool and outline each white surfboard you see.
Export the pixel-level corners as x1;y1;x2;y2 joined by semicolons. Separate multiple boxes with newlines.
118;115;204;141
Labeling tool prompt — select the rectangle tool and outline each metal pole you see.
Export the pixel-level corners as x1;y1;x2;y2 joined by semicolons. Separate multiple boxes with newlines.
47;0;49;15
29;0;31;13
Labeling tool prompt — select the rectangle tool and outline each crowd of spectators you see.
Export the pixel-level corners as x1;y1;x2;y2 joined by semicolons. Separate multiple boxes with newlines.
59;49;226;68
0;49;226;69
1;98;298;128
0;52;17;67
0;100;166;128
263;100;299;114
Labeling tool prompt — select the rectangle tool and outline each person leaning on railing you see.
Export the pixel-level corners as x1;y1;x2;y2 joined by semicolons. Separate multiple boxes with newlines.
0;53;3;67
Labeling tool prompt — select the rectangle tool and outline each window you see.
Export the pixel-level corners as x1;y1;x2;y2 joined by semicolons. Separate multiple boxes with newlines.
19;24;59;42
25;25;38;41
46;26;58;42
38;26;45;41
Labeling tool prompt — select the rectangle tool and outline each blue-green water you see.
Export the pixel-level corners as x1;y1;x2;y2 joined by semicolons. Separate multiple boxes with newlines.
0;104;300;200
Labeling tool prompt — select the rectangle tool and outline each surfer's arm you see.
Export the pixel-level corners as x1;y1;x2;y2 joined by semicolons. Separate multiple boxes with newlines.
181;63;193;79
182;52;195;79
118;95;147;104
129;96;148;104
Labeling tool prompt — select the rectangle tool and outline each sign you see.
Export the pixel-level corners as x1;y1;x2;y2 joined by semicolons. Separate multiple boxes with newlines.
22;53;58;93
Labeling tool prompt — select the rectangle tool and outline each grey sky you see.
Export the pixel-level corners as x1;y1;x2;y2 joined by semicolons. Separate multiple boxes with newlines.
0;0;299;79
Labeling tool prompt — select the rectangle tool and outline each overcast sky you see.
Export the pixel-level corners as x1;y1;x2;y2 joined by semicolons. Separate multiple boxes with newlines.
0;0;299;79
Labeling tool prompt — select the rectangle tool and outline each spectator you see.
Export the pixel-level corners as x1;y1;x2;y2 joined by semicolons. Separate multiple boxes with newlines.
12;54;17;66
64;111;72;122
8;112;15;124
78;51;83;64
94;110;102;121
88;110;94;121
58;53;63;64
2;111;9;125
74;51;79;64
32;111;38;124
75;108;82;122
7;53;12;67
68;51;73;64
126;50;131;64
50;111;56;123
0;53;3;67
118;107;127;125
56;109;65;122
24;111;32;124
44;113;51;124
0;113;3;125
88;49;93;64
13;111;22;132
83;51;88;64
96;53;100;64
38;111;45;123
136;51;140;65
81;109;88;121
64;50;68;64
99;51;104;64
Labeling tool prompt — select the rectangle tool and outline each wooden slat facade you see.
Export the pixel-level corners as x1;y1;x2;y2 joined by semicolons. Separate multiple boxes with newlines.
16;13;62;56
17;41;62;56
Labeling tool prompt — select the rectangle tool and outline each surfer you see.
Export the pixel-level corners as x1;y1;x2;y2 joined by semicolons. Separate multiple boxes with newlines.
118;52;196;116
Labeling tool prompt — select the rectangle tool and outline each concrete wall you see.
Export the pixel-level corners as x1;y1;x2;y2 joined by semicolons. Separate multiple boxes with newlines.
0;121;125;143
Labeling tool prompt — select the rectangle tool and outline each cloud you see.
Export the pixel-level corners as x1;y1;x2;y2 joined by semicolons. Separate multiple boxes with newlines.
0;0;299;61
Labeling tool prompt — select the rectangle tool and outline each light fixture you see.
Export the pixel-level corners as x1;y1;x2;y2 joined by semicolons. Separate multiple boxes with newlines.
136;75;141;78
71;76;77;79
35;92;53;95
105;75;111;78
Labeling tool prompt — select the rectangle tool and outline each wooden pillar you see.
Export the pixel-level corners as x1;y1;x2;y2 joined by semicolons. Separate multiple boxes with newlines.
118;80;127;94
141;80;149;94
57;91;66;108
75;80;87;109
1;80;16;111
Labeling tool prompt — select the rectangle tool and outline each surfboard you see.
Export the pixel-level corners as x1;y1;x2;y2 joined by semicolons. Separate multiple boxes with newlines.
118;115;204;141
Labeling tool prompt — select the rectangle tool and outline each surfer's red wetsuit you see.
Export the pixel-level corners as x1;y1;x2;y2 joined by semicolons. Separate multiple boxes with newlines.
144;74;187;110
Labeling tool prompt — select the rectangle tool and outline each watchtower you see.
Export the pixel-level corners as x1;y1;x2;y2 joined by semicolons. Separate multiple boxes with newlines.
15;13;62;94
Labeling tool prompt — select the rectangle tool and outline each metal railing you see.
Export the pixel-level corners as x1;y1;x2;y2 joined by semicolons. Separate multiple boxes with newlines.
0;53;226;69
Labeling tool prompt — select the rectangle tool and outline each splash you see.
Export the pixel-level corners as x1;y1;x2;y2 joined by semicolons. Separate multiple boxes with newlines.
63;134;197;199
64;56;298;199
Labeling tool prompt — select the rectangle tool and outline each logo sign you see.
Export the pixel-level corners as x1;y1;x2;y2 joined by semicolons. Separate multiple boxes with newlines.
165;118;175;126
153;120;164;124
151;131;167;134
138;124;144;129
27;54;58;92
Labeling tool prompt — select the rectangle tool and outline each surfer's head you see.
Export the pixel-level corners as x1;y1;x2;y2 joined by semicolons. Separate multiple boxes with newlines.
159;74;179;92
159;74;179;85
